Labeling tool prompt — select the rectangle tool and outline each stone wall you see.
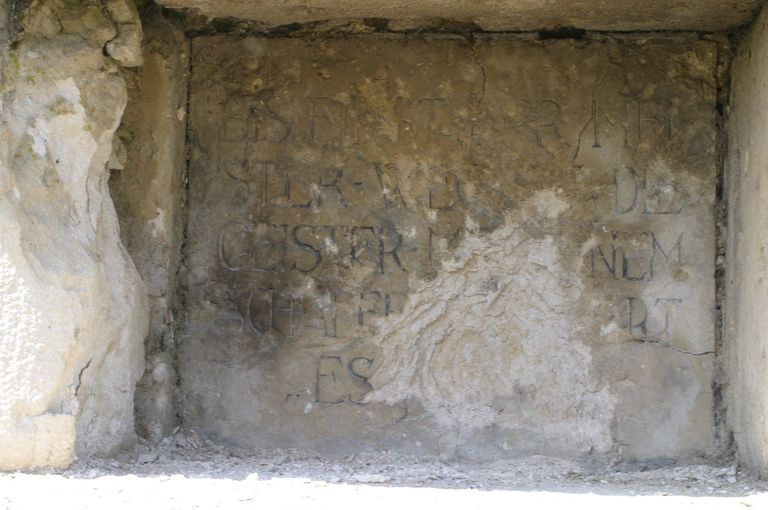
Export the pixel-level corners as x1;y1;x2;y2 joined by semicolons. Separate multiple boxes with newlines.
0;0;147;469
181;35;718;463
0;0;755;472
725;1;768;478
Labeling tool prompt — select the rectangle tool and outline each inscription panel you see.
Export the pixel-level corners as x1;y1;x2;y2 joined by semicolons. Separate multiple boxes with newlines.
182;37;717;460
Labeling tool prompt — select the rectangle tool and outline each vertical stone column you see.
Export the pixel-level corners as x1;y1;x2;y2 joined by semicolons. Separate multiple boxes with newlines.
110;6;189;441
725;1;768;478
0;0;148;469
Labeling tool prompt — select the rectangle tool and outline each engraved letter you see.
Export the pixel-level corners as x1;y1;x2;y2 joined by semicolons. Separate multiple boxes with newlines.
537;99;562;147
614;167;640;214
317;168;348;208
358;291;384;325
627;297;682;343
373;162;408;208
219;223;252;271
292;225;322;273
643;183;683;215
316;356;345;404
347;357;374;403
627;297;648;337
379;227;405;274
625;100;672;149
651;232;683;279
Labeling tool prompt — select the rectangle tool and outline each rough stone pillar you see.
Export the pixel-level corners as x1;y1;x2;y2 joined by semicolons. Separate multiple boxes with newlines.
0;0;148;469
725;1;768;478
110;6;189;442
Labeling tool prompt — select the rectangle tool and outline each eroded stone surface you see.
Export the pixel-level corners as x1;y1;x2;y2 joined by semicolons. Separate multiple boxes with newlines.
181;36;717;462
156;0;761;32
111;7;189;442
0;0;147;469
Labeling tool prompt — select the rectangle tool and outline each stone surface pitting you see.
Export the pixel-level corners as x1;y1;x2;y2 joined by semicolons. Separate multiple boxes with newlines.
155;0;762;32
182;36;717;461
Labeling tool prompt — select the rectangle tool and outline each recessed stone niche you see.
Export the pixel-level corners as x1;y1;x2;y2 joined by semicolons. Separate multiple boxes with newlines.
11;0;768;475
180;35;716;461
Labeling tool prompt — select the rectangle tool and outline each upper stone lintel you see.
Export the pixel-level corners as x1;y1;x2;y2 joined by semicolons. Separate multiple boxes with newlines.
154;0;763;32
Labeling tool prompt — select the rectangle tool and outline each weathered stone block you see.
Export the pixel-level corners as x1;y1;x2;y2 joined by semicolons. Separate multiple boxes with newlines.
181;36;716;462
0;0;148;469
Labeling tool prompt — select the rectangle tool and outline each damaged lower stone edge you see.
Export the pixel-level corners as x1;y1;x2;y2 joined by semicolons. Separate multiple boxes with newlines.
0;0;148;470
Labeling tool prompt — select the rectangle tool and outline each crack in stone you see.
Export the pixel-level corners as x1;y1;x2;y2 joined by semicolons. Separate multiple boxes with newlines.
630;339;714;356
470;40;487;112
74;358;92;397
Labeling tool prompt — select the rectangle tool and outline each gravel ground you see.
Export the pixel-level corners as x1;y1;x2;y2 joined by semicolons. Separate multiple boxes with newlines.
2;432;767;509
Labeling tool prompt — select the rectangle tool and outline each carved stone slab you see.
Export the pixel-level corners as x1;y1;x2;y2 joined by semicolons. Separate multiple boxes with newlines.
182;36;717;461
